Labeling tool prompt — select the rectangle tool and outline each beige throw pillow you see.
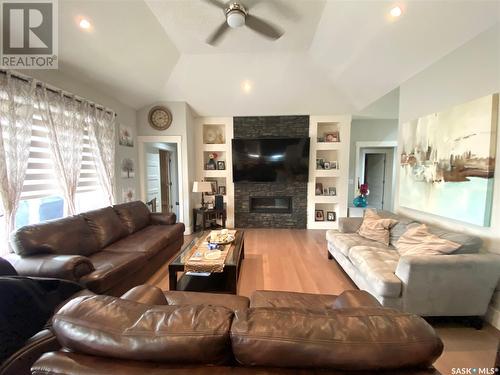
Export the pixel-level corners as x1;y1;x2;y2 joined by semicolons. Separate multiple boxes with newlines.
357;209;398;246
395;224;461;256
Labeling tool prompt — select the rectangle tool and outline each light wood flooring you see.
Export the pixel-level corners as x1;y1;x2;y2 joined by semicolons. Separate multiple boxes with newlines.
148;228;499;374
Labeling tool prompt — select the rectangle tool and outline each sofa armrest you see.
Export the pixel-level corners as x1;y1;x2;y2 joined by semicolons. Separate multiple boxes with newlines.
0;257;18;276
395;253;500;316
5;254;94;282
333;290;382;309
121;284;168;305
338;217;363;233
150;212;176;225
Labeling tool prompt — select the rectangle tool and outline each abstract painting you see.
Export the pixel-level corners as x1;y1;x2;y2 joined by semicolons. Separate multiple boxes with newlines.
399;94;498;227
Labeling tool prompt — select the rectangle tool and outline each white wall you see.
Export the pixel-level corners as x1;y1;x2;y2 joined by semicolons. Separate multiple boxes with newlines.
136;102;195;234
349;119;399;204
396;24;500;326
22;69;139;204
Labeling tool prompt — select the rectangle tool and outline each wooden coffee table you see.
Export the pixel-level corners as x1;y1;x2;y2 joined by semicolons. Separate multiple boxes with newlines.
168;231;244;294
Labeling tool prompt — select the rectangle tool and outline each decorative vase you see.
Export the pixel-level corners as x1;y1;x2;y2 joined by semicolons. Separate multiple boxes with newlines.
353;195;367;208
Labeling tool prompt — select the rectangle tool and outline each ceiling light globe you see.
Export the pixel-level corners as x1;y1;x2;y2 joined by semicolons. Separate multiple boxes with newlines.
79;19;91;29
227;11;245;28
390;6;402;17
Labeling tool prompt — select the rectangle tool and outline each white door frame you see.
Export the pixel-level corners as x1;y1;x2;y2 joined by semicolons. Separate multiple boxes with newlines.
138;136;184;225
354;141;398;210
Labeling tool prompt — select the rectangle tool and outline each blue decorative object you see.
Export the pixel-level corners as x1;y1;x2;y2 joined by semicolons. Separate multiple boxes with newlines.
353;195;367;208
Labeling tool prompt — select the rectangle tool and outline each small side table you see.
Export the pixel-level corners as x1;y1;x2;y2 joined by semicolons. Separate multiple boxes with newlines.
193;206;226;232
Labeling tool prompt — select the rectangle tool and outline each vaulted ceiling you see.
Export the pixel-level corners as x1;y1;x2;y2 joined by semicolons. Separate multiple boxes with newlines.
56;0;500;117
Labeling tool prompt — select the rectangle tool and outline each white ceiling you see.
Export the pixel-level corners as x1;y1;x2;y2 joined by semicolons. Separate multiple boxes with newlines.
55;0;500;116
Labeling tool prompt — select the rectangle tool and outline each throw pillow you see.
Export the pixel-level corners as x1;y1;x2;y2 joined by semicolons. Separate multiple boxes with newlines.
357;209;398;246
395;224;461;256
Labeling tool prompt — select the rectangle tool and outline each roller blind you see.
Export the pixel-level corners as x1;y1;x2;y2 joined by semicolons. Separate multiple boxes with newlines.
20;112;101;200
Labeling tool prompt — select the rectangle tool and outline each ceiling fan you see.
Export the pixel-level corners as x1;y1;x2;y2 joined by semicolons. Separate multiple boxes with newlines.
204;0;285;45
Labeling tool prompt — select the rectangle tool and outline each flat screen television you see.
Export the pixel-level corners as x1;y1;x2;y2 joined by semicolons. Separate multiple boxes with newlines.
232;138;310;183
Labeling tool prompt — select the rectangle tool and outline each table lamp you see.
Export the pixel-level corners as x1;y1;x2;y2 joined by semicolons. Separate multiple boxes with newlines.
193;181;212;209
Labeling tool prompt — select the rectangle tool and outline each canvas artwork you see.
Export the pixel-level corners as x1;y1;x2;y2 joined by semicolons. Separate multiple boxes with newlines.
119;125;134;147
122;187;135;203
399;94;498;227
121;158;135;179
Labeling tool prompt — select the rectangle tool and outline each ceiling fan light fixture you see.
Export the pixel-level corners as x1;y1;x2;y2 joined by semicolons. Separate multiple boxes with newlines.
226;9;245;28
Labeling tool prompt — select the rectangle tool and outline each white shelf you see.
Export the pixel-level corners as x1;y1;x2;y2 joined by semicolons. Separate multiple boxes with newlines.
316;142;342;150
203;144;228;152
203;170;227;178
307;115;351;230
313;195;339;204
315;169;340;177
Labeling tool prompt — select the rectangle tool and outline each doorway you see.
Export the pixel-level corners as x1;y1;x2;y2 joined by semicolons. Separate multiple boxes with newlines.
355;142;397;211
142;142;180;219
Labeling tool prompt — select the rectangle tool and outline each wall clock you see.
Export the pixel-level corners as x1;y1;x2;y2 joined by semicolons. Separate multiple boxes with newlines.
148;106;172;131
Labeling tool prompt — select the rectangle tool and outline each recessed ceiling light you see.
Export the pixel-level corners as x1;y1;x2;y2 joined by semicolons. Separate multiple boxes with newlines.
79;19;91;30
390;6;402;17
242;80;252;93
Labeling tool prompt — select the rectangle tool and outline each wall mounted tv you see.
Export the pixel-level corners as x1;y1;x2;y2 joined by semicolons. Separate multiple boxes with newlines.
232;138;310;183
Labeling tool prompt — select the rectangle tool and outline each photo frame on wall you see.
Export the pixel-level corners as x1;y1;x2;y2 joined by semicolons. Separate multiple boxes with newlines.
315;209;324;221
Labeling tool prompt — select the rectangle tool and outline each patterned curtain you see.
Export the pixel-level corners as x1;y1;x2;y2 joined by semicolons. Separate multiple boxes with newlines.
86;104;116;205
0;72;36;238
36;86;85;215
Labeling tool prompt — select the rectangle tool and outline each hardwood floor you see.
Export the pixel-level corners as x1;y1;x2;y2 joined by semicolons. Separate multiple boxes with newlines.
148;228;499;374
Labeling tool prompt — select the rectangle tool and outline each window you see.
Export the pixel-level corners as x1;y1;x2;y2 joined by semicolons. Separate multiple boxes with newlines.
0;101;108;254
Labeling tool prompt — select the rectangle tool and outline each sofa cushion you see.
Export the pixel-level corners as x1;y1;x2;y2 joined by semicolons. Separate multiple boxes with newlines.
348;246;402;298
326;231;389;257
376;210;417;247
80;252;147;293
230;307;443;370
164;291;249;312
358;209;398;246
103;224;184;259
52;295;234;364
423;223;482;254
250;290;337;312
11;216;100;257
396;224;462;256
112;201;151;234
81;207;129;248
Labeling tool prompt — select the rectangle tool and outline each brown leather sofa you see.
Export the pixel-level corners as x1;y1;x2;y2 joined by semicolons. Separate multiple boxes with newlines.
32;287;443;374
6;201;185;296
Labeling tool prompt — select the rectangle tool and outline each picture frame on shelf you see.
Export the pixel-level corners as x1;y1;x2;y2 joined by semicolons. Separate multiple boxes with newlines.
323;188;328;195
217;161;226;170
315;209;324;221
218;186;226;195
205;179;218;195
324;131;340;143
316;158;324;170
323;161;331;170
315;182;323;195
330;161;338;170
327;211;336;221
328;187;337;196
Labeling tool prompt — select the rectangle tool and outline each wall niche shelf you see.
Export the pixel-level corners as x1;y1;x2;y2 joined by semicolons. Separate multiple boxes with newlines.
308;115;351;230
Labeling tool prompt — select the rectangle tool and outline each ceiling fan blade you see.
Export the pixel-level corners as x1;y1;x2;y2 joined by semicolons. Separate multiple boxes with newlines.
203;0;226;10
206;22;230;45
245;14;283;40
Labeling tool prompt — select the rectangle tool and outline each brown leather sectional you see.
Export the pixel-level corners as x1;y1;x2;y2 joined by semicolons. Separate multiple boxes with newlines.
32;287;443;374
6;201;185;296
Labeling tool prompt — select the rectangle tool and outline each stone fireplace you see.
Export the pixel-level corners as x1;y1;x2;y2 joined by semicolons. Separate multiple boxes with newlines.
233;115;309;228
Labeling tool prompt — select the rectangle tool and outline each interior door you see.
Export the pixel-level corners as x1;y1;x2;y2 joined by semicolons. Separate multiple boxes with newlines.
146;152;161;212
364;153;386;209
159;150;171;213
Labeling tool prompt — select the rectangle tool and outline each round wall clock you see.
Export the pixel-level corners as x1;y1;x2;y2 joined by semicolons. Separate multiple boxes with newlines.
148;106;172;131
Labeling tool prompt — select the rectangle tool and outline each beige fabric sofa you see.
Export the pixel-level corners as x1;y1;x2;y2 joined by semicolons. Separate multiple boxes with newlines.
326;210;500;319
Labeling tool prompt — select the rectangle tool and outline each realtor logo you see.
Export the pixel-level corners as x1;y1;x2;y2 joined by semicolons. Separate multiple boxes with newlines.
1;0;58;69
